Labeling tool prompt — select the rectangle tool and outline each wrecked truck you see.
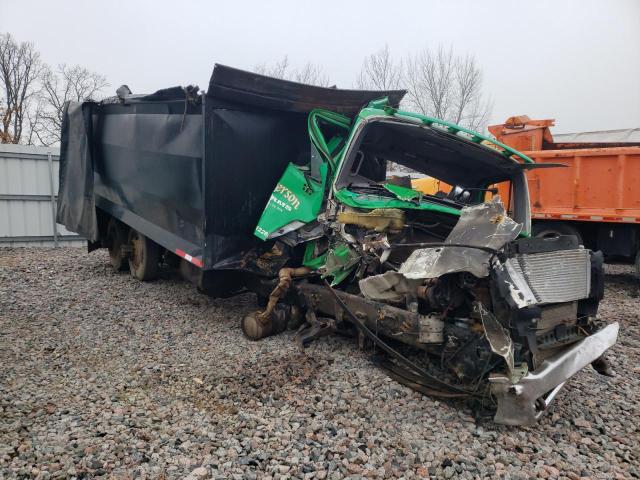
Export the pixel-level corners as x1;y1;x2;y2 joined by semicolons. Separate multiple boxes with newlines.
57;64;619;425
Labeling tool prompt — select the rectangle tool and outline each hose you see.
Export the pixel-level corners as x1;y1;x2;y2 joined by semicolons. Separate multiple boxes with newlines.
258;267;311;324
375;356;470;398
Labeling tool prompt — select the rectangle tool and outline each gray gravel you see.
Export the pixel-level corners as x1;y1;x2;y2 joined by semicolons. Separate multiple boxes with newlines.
1;248;638;479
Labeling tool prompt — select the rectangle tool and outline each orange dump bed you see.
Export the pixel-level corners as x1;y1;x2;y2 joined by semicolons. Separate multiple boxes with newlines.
489;117;640;225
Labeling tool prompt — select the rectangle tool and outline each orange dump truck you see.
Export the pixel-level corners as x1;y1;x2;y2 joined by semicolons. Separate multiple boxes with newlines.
488;116;640;274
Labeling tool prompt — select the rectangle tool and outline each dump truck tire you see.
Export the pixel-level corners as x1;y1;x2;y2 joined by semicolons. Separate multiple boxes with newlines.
107;218;129;272
635;250;640;280
128;229;161;281
533;221;583;246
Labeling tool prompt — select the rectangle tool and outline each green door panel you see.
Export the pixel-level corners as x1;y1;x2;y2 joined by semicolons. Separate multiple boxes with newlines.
254;110;353;241
254;160;328;240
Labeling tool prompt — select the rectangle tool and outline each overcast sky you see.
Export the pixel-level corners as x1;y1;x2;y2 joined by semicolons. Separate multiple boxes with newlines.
2;0;639;133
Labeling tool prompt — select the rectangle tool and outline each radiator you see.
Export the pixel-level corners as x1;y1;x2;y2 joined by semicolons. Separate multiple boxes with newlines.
505;249;591;305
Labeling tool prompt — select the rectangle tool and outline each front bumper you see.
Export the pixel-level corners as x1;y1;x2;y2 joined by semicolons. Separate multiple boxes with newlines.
489;322;619;426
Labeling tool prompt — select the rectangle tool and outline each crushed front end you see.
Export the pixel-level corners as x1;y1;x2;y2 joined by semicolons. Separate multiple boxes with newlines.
246;102;618;425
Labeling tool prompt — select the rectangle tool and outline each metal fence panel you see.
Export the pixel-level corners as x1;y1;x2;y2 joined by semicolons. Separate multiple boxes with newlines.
0;144;85;247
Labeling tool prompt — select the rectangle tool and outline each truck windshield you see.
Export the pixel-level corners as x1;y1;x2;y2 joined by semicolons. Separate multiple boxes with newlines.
335;119;508;208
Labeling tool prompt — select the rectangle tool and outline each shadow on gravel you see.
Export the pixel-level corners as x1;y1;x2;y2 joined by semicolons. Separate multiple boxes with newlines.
604;272;639;297
214;352;331;397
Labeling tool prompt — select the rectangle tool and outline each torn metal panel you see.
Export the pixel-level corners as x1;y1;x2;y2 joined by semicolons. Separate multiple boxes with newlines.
399;196;522;279
442;196;522;250
473;302;515;375
498;260;539;308
279;222;326;247
490;322;619;425
359;271;421;303
321;243;361;286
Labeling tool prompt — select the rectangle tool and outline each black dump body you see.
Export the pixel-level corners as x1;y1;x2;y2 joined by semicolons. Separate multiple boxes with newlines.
57;64;405;270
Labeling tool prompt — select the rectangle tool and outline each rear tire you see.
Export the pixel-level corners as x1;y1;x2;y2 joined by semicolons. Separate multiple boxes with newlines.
128;229;161;281
635;250;640;280
107;218;129;272
532;221;583;246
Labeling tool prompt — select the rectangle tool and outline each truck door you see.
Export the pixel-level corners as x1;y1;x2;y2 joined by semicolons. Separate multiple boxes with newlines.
254;110;351;240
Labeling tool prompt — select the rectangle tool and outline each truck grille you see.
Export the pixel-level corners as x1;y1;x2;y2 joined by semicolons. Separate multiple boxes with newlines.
507;249;591;305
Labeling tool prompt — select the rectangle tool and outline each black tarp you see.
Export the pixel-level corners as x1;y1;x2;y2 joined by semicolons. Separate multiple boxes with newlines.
92;97;204;255
208;64;406;114
56;101;99;241
202;105;310;269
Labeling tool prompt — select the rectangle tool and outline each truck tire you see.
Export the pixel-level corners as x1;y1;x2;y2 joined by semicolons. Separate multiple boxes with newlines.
128;229;161;281
635;250;640;280
532;221;583;246
106;218;129;272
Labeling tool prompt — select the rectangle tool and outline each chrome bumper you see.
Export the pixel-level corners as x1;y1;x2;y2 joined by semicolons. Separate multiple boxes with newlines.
490;322;619;426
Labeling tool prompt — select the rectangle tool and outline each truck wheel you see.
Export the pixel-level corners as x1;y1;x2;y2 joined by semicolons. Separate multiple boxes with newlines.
532;221;583;245
128;229;161;281
635;250;640;280
106;219;129;272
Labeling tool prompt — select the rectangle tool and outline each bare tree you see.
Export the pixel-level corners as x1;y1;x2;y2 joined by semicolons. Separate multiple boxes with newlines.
0;33;44;144
254;55;290;79
0;98;11;143
31;63;108;145
356;44;402;91
291;62;330;87
254;55;330;87
403;46;492;131
404;46;455;120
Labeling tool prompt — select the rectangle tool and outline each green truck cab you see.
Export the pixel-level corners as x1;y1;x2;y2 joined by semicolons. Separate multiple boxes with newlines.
255;100;534;282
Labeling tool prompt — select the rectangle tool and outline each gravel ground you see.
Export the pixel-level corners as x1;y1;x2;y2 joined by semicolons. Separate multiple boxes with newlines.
1;248;638;480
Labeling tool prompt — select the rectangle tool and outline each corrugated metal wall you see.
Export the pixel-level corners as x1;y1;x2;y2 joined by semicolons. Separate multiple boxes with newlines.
0;144;85;247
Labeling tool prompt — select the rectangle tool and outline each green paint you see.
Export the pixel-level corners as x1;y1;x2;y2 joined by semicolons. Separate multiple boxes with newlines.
322;243;360;286
254;160;328;240
335;188;461;216
308;109;352;172
366;97;390;111
303;240;360;286
302;240;327;270
383;183;422;201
